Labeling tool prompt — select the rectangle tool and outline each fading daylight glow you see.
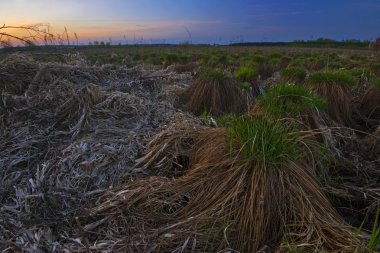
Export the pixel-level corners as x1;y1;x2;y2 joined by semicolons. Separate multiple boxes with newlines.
0;0;227;44
72;19;224;43
1;0;379;45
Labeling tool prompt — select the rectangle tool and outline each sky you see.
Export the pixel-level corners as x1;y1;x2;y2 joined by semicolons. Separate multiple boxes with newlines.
0;0;379;44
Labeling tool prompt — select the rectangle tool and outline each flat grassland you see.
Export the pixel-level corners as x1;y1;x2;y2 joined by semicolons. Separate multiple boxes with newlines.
0;45;379;252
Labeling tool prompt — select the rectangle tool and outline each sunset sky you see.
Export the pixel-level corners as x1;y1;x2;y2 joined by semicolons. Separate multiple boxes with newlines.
1;0;379;44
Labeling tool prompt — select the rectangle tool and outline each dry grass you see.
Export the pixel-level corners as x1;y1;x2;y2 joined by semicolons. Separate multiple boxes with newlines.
0;53;180;252
184;69;246;116
357;79;380;125
307;71;355;125
89;116;359;252
280;67;307;84
257;62;276;80
0;54;39;95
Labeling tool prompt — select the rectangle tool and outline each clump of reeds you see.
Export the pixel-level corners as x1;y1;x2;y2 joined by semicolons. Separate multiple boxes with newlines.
280;67;307;84
307;70;355;125
235;66;257;83
163;53;179;68
371;63;380;77
92;115;358;252
222;116;355;251
357;77;380;124
183;68;246;116
307;58;326;71
235;65;262;98
278;56;291;69
252;83;326;120
257;62;275;80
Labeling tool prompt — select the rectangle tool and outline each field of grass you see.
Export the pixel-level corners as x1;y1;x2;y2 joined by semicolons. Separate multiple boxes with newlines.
0;44;379;252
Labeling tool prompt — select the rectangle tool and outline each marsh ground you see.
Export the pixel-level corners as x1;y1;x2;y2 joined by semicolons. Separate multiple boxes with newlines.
0;45;379;252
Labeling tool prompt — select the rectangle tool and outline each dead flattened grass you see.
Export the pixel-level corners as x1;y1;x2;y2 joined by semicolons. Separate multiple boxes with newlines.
0;53;39;95
323;125;380;235
0;53;179;252
135;112;205;178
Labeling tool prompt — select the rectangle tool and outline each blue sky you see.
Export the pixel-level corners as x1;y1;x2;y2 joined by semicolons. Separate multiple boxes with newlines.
1;0;379;44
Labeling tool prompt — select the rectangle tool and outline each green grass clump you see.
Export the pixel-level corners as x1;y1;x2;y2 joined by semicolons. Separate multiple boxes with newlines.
280;67;307;83
373;77;380;88
198;68;229;83
327;61;343;70
178;54;190;63
209;54;233;66
371;63;380;76
355;208;380;251
257;84;326;118
349;68;372;80
238;81;251;92
368;208;380;251
164;53;179;63
235;66;257;82
216;114;236;127
269;57;280;66
225;116;300;167
199;54;211;65
269;53;282;59
251;55;265;63
288;58;305;68
308;71;356;87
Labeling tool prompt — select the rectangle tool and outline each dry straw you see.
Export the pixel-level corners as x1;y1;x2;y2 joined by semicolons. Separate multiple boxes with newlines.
0;53;180;252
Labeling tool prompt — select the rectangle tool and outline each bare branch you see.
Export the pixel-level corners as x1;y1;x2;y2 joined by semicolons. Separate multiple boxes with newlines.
0;23;55;47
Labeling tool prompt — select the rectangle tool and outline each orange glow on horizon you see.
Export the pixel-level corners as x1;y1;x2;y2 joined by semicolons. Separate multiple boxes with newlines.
1;19;223;45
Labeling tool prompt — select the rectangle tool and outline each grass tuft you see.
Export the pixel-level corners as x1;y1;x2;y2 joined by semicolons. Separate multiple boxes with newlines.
225;116;299;167
257;84;326;118
368;208;380;251
235;66;257;82
307;70;354;125
308;71;356;87
349;68;373;80
198;68;229;82
373;77;380;88
184;68;246;116
280;67;307;83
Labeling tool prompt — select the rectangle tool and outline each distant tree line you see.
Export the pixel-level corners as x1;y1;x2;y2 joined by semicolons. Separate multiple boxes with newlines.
230;37;379;49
